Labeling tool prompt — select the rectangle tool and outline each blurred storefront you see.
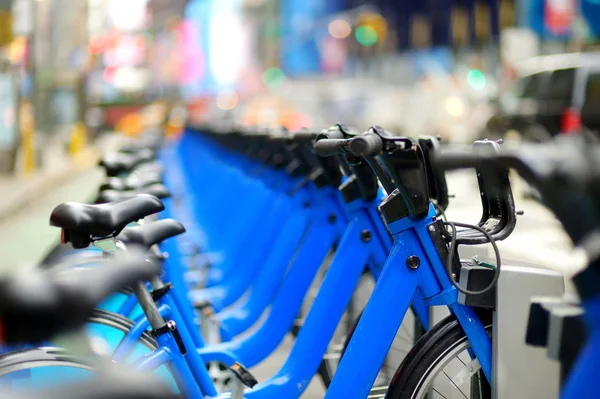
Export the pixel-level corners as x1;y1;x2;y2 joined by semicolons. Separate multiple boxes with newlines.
3;0;600;159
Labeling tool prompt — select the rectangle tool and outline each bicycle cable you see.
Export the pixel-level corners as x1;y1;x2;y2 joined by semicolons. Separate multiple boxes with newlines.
442;221;501;296
433;202;447;222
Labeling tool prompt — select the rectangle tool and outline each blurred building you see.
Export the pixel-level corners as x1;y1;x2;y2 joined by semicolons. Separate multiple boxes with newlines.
2;0;600;147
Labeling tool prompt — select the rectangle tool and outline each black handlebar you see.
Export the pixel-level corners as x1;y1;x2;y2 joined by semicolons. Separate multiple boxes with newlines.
314;139;349;157
348;134;383;157
292;129;318;143
434;136;600;246
435;137;600;188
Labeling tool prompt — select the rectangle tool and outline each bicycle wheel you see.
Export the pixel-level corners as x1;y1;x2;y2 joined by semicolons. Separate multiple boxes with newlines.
0;323;179;396
386;312;493;399
88;309;158;353
0;347;95;391
0;347;181;397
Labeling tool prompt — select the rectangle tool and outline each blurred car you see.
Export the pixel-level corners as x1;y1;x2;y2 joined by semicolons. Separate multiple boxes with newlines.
483;52;600;142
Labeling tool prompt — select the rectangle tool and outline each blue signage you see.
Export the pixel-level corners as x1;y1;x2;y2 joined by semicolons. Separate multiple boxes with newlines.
280;0;343;76
0;72;17;147
581;0;600;37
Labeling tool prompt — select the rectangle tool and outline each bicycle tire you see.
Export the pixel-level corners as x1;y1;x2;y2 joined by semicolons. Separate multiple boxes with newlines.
89;309;157;350
0;314;178;396
0;347;94;375
386;311;493;399
0;347;182;398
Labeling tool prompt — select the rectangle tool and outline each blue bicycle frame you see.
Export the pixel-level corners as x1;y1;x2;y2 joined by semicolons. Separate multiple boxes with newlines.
327;205;492;398
561;293;600;399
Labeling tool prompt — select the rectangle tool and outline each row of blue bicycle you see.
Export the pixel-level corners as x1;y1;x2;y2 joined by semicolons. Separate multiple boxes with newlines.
0;122;596;398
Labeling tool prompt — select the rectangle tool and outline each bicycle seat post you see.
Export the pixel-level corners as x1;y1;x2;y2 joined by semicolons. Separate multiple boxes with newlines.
88;226;167;331
118;242;165;330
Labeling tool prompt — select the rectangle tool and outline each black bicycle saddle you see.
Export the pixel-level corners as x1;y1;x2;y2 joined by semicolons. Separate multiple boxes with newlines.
96;184;171;204
0;256;159;344
99;149;156;177
50;194;164;247
99;173;163;192
119;132;163;154
118;219;185;250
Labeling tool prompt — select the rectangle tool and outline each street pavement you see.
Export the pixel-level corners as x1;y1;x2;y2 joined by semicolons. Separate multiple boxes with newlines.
0;156;584;397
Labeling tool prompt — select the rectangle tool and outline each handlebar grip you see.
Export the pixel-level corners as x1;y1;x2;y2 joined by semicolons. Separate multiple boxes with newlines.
316;129;344;141
348;134;383;157
433;152;487;171
292;130;317;143
314;139;347;157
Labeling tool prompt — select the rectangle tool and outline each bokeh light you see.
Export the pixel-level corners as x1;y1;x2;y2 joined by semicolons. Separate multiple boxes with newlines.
328;19;352;39
216;91;239;111
262;67;285;88
256;107;279;126
210;12;244;87
355;25;378;47
467;69;487;91
445;96;465;118
356;13;388;41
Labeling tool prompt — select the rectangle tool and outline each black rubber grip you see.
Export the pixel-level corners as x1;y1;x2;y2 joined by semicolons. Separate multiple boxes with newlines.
314;139;346;156
348;134;382;156
317;126;345;141
292;130;317;143
433;152;484;171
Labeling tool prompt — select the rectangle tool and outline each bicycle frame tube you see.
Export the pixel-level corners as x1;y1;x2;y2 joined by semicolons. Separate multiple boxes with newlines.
113;310;154;361
119;303;218;397
198;202;343;367
561;294;600;399
326;230;422;398
158;236;207;345
362;198;430;331
116;292;139;317
413;211;492;380
203;180;280;282
134;332;211;398
134;346;171;371
209;191;294;300
327;206;492;398
217;194;313;336
227;209;381;399
155;294;206;349
183;191;292;307
190;190;310;312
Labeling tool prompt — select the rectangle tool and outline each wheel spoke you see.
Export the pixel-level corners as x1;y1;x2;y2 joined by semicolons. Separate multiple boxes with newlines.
443;371;468;399
400;325;414;341
431;386;450;399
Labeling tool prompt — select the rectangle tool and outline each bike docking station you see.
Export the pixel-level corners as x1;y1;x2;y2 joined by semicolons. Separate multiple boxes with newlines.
430;138;566;399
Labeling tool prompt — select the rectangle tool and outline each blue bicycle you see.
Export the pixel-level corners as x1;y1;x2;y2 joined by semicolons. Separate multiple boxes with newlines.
0;123;519;399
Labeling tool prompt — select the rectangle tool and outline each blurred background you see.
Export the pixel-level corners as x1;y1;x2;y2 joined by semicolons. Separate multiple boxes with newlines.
0;2;595;395
2;0;600;178
0;0;598;266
